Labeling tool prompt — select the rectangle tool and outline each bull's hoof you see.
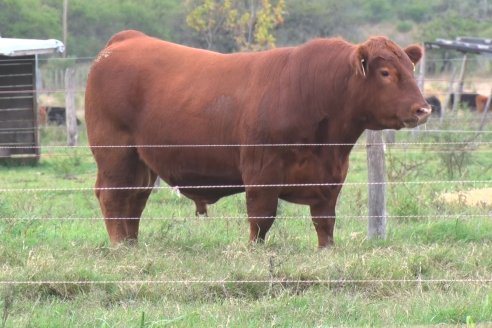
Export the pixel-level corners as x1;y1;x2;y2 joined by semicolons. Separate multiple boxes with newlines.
317;239;335;249
195;210;208;218
109;237;138;247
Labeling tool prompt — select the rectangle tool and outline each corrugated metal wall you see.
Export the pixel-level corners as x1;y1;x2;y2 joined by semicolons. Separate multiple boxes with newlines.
0;55;39;163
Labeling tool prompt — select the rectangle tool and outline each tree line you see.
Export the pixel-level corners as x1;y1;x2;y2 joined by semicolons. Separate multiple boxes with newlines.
0;0;491;57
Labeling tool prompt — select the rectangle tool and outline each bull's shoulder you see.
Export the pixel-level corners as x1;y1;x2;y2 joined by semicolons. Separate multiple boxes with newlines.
106;30;147;47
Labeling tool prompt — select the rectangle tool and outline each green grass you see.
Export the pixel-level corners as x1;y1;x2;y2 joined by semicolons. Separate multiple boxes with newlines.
1;113;492;327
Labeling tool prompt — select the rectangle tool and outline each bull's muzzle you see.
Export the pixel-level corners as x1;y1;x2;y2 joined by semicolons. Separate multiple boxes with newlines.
405;104;431;128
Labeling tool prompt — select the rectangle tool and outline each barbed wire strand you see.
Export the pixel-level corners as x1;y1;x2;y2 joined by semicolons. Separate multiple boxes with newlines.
0;278;491;285
5;148;492;161
2;140;492;150
0;55;487;63
2;84;492;95
0;180;491;193
1;214;490;221
5;126;490;135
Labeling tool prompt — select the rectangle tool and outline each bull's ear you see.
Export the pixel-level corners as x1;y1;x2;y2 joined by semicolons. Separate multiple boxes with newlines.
352;44;369;78
404;45;423;65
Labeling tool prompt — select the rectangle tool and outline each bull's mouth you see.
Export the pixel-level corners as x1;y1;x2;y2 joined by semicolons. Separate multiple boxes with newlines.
402;119;419;128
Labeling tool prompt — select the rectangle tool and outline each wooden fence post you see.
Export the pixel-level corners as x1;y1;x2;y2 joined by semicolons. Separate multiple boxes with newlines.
417;49;426;92
452;54;468;112
413;51;427;136
443;66;457;122
366;130;386;240
65;67;78;146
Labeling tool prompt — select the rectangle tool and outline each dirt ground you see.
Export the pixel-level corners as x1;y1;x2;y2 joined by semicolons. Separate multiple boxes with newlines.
440;188;492;207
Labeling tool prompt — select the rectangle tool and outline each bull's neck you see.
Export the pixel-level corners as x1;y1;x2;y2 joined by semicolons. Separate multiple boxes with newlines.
292;41;366;150
316;115;365;161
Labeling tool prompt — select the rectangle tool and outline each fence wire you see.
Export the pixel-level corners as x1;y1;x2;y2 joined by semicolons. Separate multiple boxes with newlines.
2;140;492;149
1;278;492;285
1;214;490;221
0;180;491;193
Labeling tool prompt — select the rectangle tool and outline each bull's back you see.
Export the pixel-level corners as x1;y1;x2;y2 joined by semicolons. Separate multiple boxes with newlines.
86;32;258;143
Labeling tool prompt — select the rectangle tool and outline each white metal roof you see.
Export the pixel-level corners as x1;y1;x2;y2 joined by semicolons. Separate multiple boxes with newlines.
425;37;492;55
0;38;65;57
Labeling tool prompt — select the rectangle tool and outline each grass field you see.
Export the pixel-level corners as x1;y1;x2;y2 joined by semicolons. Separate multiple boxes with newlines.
1;112;492;327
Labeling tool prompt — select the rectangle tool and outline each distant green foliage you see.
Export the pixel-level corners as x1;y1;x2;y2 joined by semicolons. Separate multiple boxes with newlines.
276;0;362;44
363;0;392;23
396;21;413;33
395;0;433;23
0;0;491;56
0;0;60;39
67;0;182;56
420;14;491;43
0;0;182;56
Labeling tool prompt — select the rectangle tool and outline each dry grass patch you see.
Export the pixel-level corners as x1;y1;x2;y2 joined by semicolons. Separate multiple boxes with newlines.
440;188;492;207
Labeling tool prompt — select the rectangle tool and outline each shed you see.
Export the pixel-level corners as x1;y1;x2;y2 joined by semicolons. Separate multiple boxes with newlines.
0;37;64;164
423;37;492;120
425;37;492;58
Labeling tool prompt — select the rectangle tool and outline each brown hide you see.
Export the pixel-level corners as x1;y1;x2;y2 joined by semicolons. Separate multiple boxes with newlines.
85;30;430;248
476;95;489;113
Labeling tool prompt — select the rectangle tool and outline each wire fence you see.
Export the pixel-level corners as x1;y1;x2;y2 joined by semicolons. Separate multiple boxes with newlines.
2;60;492;289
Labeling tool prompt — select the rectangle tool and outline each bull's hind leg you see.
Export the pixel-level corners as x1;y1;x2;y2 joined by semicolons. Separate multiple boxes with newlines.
94;148;156;245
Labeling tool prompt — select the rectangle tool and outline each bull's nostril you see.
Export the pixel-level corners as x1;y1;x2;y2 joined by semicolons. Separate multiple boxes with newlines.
416;107;431;117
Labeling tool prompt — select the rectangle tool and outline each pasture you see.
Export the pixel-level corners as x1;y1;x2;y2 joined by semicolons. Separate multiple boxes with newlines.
1;109;492;327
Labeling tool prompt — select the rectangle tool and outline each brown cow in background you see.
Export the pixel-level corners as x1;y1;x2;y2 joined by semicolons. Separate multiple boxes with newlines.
85;30;430;248
476;94;489;113
449;93;489;112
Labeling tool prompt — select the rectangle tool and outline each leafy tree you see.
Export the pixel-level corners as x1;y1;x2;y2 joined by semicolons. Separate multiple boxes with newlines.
185;0;236;50
185;0;285;52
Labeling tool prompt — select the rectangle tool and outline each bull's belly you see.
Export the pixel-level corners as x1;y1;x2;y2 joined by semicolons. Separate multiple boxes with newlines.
137;146;242;201
162;173;245;205
136;143;343;207
279;187;332;206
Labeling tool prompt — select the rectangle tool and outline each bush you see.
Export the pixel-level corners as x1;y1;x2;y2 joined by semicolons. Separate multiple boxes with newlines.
396;21;413;33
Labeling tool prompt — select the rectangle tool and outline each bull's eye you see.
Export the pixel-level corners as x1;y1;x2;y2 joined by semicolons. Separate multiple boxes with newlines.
380;70;390;77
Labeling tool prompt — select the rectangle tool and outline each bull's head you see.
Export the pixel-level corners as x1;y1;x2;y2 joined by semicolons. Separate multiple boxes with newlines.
351;37;431;130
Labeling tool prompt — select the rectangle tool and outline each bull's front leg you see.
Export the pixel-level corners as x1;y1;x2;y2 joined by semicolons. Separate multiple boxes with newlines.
245;186;280;243
310;195;339;248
